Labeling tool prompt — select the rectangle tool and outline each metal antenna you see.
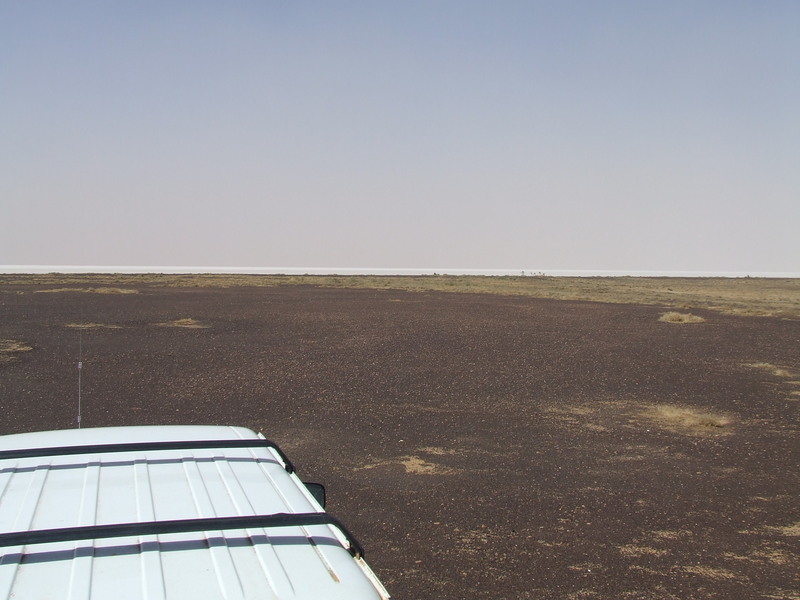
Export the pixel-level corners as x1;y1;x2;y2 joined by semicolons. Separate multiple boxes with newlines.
77;327;82;428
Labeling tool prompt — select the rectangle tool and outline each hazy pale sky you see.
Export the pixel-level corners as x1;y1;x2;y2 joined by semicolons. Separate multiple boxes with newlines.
2;1;798;272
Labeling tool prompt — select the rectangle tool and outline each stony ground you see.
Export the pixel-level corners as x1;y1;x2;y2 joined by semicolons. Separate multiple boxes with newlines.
1;282;798;599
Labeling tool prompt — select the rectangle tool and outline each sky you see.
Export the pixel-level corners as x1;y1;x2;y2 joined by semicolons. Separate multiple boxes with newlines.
2;1;798;274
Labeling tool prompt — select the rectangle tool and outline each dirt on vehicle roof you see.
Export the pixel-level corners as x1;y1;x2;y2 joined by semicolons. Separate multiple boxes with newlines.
1;279;798;599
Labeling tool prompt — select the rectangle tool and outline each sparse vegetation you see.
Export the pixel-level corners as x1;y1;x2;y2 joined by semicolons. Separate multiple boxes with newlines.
0;339;32;363
659;311;706;323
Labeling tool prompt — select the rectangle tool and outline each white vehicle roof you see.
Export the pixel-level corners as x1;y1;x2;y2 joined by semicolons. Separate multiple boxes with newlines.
0;425;390;599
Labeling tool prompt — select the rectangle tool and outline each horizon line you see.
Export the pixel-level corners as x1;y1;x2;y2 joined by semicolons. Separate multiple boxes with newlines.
1;266;799;278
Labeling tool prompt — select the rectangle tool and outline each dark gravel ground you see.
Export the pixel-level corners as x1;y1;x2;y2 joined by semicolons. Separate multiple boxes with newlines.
1;284;798;599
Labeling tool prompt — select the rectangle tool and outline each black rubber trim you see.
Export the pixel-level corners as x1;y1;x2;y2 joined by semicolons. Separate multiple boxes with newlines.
0;439;295;473
0;513;364;558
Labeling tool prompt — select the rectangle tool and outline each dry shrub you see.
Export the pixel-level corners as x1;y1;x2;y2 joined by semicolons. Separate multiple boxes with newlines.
0;339;33;363
156;318;208;329
659;311;706;324
417;446;458;456
743;362;795;378
399;456;458;475
88;287;137;294
765;521;800;537
683;565;739;581
618;545;669;558
645;405;730;433
34;287;138;294
357;454;459;475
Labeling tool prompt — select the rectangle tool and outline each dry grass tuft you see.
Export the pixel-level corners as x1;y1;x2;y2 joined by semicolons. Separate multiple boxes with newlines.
644;405;731;433
0;339;33;363
658;311;706;324
651;530;693;540
155;318;208;329
417;446;458;456
34;287;138;294
764;590;800;600
682;565;739;581
548;399;733;438
619;545;669;558
357;454;459;475
399;456;458;475
749;547;794;566
65;323;122;329
743;362;795;378
768;521;800;537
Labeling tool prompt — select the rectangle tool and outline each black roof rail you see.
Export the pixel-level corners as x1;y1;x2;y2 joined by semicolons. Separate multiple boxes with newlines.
0;513;365;558
0;439;295;473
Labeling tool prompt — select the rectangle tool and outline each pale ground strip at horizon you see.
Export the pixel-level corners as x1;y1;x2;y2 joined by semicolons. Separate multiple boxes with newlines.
2;274;799;319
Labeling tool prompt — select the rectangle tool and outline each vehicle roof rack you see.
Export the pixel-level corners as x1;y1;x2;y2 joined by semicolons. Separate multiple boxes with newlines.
0;438;295;473
0;512;365;558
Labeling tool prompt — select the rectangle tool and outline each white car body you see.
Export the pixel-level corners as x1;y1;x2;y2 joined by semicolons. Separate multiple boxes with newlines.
0;425;391;599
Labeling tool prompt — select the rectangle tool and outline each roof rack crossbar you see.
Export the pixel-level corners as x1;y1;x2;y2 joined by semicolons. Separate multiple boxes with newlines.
0;439;295;473
0;512;364;558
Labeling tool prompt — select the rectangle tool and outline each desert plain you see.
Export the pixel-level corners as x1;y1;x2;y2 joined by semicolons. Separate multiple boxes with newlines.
0;274;798;599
